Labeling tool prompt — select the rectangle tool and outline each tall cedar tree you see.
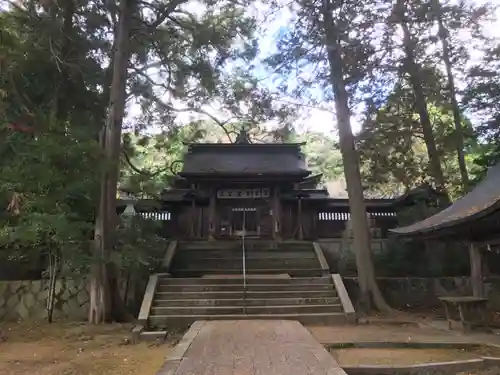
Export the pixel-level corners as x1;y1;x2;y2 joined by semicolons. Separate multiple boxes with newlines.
391;0;448;203
431;0;469;191
90;0;136;324
266;0;390;311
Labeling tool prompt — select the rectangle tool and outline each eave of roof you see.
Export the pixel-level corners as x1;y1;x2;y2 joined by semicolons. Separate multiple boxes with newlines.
390;164;500;237
183;142;306;147
178;171;311;178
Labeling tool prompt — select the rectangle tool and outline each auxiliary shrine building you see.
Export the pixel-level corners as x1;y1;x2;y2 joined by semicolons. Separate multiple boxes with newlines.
146;131;400;240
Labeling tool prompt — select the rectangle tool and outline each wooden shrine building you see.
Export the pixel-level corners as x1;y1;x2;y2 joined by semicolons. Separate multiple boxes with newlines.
391;163;500;296
150;131;398;240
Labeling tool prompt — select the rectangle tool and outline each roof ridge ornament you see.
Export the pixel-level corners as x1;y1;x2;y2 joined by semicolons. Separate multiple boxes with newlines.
235;128;252;144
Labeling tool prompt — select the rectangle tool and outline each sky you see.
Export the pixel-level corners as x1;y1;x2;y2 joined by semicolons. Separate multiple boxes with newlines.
140;0;500;138
249;0;500;135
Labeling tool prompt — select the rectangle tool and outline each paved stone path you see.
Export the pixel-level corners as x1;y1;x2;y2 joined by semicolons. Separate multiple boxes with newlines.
157;320;347;375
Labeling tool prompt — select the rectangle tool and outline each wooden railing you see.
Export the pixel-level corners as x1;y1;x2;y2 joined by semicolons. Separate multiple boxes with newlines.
316;209;397;239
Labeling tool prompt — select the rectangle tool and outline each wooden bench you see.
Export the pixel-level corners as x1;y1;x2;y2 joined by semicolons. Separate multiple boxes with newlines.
439;296;489;332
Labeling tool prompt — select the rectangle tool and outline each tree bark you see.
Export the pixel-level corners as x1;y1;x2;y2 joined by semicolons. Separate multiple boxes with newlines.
395;0;448;202
432;0;470;193
56;0;75;121
46;250;59;323
89;0;135;324
321;0;390;312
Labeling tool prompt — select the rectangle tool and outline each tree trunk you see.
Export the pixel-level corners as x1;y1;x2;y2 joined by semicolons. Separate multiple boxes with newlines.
395;0;448;202
432;0;470;193
321;0;390;312
89;0;135;324
56;0;75;121
46;250;59;323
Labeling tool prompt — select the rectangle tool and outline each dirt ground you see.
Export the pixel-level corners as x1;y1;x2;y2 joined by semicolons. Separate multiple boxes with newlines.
0;322;172;375
3;319;500;375
310;321;500;373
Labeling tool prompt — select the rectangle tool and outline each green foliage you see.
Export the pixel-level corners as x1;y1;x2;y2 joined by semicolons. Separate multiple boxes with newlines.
0;127;100;273
114;217;168;273
298;132;343;183
0;5;103;273
358;70;477;199
120;124;206;197
464;44;500;178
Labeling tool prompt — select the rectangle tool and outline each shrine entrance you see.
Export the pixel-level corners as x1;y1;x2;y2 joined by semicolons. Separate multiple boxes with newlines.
216;187;274;239
218;203;273;238
219;205;261;237
231;207;258;236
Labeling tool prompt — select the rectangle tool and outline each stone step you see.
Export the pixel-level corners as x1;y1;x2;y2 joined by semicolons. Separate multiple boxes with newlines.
154;289;337;299
174;258;319;267
170;268;325;277
173;251;317;259
153;296;341;307
155;283;334;293
150;304;343;316
148;312;347;328
178;241;313;251
159;276;331;285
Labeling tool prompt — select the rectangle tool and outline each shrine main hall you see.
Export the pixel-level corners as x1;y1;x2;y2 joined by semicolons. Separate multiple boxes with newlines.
121;131;411;241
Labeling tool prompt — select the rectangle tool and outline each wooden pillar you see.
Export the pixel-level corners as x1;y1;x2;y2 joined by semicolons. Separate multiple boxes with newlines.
469;243;483;297
273;187;281;240
197;206;202;238
189;200;196;238
312;205;317;239
298;198;303;240
208;189;216;240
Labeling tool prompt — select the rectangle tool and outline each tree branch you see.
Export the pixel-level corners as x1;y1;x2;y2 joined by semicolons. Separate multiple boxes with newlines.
148;0;190;29
145;94;237;142
121;149;169;177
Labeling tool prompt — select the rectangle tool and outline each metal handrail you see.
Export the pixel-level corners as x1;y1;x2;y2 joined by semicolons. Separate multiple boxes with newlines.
242;210;247;315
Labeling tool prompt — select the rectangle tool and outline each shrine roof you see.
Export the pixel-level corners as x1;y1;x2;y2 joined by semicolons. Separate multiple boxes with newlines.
180;141;309;176
391;164;500;237
182;142;306;149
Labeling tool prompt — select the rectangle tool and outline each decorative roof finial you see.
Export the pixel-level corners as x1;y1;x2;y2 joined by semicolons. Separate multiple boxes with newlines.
235;128;251;144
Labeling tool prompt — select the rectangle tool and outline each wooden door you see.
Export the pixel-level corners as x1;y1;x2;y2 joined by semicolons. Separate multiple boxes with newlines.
232;207;258;235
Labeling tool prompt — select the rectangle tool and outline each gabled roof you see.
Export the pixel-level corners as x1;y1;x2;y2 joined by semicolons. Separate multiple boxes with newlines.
391;183;445;206
391;164;500;237
298;173;323;188
179;142;309;177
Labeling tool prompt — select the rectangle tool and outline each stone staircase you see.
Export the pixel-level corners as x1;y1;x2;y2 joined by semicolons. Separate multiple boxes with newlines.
169;240;324;277
135;241;356;338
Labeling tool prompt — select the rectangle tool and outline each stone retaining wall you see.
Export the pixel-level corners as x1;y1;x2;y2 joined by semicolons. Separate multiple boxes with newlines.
317;239;387;274
3;276;500;320
343;276;500;310
0;276;147;321
0;279;89;321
